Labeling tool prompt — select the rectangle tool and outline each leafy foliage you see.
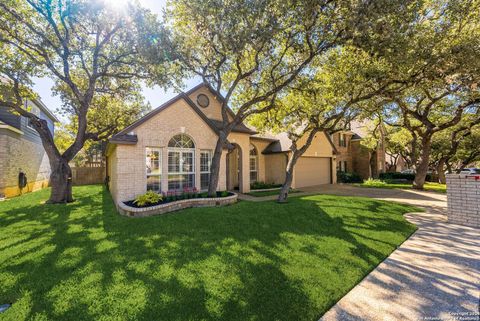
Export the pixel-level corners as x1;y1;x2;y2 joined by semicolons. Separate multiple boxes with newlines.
133;190;163;207
337;171;363;183
0;0;173;202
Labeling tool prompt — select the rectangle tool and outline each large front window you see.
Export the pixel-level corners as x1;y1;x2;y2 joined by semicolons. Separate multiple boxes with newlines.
249;144;258;183
168;134;195;190
146;148;161;192
200;150;212;190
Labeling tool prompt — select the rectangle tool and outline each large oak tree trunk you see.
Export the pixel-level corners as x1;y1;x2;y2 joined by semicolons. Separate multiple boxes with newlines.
437;158;446;184
207;132;228;197
277;129;319;203
48;157;74;203
413;138;431;189
277;154;298;203
32;118;78;204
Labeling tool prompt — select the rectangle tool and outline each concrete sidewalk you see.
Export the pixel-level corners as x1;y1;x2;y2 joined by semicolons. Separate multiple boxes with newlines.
320;211;480;321
240;185;479;321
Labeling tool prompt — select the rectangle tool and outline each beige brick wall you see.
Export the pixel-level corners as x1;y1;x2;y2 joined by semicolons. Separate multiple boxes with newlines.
0;129;51;197
446;174;480;228
108;97;232;203
188;87;233;122
264;153;287;185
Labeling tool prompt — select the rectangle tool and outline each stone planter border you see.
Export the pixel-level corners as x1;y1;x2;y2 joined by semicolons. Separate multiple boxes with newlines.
118;193;238;217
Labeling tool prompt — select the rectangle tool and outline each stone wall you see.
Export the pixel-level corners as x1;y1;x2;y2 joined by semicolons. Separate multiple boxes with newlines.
0;129;51;197
446;174;480;228
117;193;238;217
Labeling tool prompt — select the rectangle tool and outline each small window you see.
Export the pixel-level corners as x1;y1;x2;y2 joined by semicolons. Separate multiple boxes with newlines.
146;148;161;192
196;94;210;108
27;104;41;129
339;133;346;147
249;144;258;183
200;150;212;190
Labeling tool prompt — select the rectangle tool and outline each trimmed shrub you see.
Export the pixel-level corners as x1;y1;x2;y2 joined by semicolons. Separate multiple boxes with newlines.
250;181;282;190
337;171;363;183
379;172;433;182
379;172;415;181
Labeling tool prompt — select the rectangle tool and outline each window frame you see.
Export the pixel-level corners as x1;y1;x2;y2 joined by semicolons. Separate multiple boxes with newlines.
249;144;258;183
146;147;162;193
167;146;196;191
339;133;346;147
200;150;212;191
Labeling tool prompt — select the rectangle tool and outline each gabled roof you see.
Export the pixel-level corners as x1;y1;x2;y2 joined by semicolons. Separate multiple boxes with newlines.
110;83;256;144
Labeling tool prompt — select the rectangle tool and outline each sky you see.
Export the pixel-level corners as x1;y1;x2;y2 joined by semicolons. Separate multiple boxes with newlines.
32;0;200;120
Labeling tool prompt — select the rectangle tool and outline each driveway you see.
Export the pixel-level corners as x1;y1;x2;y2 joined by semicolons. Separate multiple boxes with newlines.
239;185;480;321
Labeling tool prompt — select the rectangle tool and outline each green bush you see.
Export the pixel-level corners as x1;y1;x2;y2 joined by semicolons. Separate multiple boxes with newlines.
220;191;229;197
337;171;363;183
379;172;415;181
380;172;434;182
250;181;282;190
363;178;387;187
133;190;163;206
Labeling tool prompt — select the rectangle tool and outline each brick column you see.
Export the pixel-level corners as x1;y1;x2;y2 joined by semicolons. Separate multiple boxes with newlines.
446;174;480;228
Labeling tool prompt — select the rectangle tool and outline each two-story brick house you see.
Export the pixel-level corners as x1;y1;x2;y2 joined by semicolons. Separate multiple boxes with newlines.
0;99;58;198
332;120;386;179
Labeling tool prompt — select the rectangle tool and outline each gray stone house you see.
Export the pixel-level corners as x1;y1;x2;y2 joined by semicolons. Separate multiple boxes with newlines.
0;99;58;198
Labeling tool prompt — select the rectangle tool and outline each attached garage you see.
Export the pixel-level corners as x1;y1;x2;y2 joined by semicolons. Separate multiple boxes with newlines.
293;157;332;188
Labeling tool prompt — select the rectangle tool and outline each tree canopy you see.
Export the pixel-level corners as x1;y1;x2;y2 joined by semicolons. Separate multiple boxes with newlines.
0;0;173;202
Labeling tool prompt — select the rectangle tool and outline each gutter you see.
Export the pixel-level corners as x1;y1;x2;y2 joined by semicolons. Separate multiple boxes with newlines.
0;122;23;135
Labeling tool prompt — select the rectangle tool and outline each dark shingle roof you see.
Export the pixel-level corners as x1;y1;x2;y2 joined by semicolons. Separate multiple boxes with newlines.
109;134;138;144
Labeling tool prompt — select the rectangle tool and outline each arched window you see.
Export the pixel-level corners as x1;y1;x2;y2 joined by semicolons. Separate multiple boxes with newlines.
168;134;195;190
168;134;195;148
249;144;258;183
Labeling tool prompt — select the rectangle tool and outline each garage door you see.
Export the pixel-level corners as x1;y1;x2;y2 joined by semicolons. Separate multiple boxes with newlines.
294;157;331;188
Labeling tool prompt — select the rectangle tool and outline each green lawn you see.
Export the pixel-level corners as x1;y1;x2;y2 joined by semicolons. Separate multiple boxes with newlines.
246;189;301;197
0;185;418;321
356;181;447;193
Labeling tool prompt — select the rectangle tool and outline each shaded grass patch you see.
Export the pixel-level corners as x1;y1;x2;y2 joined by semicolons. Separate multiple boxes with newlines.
0;185;418;321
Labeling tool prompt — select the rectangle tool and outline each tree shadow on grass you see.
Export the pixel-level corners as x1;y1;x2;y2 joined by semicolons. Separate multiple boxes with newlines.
0;186;416;321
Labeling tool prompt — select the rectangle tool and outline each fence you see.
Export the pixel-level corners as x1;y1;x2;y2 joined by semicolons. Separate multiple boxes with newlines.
71;167;105;186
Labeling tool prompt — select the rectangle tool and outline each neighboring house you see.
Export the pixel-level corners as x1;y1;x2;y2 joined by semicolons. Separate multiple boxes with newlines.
332;120;386;179
0;99;58;198
106;83;337;204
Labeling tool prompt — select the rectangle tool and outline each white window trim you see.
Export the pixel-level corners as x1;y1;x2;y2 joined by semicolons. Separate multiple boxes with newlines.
146;147;162;192
167;147;196;190
249;155;258;182
200;150;212;174
200;150;212;190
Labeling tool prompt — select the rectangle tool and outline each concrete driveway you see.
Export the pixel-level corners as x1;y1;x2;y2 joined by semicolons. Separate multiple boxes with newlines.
239;185;480;321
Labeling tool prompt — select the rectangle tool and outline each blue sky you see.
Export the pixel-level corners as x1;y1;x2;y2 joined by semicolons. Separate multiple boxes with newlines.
32;0;200;120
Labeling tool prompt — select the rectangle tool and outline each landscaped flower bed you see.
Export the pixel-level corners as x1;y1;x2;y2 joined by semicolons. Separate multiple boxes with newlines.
118;188;237;217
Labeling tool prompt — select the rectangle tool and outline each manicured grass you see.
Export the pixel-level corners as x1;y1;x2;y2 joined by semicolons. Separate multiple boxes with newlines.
246;189;301;197
356;181;447;193
0;185;419;321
